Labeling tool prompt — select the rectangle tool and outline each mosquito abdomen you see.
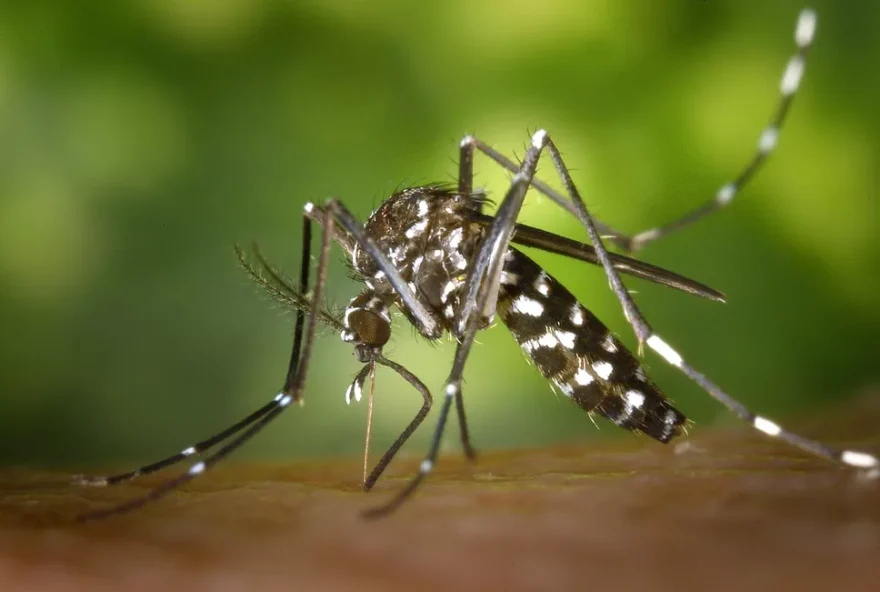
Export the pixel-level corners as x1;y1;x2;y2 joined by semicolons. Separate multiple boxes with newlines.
496;247;686;443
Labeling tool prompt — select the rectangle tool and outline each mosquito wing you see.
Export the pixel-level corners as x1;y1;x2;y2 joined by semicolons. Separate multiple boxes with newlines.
467;212;725;303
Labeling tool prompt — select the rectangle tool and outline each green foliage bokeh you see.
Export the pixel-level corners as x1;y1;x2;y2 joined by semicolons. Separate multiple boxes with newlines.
0;0;877;467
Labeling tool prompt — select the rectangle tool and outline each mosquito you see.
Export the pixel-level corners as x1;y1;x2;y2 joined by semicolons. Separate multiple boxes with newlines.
74;8;878;521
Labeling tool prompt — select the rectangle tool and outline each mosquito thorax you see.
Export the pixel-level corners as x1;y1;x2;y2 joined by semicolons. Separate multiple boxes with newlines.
351;186;486;338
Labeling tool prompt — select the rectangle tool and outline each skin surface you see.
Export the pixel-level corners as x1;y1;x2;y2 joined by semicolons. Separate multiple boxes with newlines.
2;397;879;592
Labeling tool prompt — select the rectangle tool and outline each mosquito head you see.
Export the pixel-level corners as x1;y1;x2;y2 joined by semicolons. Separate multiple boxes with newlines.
341;289;392;354
348;308;392;351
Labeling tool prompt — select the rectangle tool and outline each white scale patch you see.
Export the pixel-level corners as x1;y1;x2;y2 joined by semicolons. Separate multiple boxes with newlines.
441;279;460;303
647;335;683;367
417;199;429;217
344;304;357;325
841;450;878;469
574;368;594;386
796;9;816;47
500;271;519;286
555;330;576;350
716;183;736;205
512;295;544;317
753;416;781;437
592;361;613;380
570;304;584;326
450;251;468;271
405;219;428;239
523;331;560;352
447;227;463;249
345;382;355;404
624;390;645;411
346;372;371;404
533;272;550;296
531;129;548;149
601;334;618;353
537;332;559;349
758;126;778;154
389;246;405;263
781;55;804;96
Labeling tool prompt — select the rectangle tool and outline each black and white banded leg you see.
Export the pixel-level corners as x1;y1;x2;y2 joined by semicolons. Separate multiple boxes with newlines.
72;216;317;493
624;8;818;252
75;200;449;518
76;204;336;520
464;9;818;254
531;125;880;475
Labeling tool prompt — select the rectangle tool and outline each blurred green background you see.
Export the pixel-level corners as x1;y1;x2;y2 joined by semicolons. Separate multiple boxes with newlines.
0;0;877;469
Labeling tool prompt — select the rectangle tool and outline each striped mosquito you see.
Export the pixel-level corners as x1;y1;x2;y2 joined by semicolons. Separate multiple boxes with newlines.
75;8;878;520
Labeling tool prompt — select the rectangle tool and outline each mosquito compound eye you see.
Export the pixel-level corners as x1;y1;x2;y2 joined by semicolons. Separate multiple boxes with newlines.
347;308;391;347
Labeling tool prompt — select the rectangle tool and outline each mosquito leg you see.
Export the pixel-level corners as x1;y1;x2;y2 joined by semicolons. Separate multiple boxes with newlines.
74;216;316;489
470;12;817;254
77;401;291;521
541;129;879;474
640;335;879;472
623;9;816;251
281;211;314;397
469;137;627;246
363;355;433;491
454;392;477;461
77;205;334;520
72;399;280;487
455;134;481;461
364;130;551;517
459;135;475;198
